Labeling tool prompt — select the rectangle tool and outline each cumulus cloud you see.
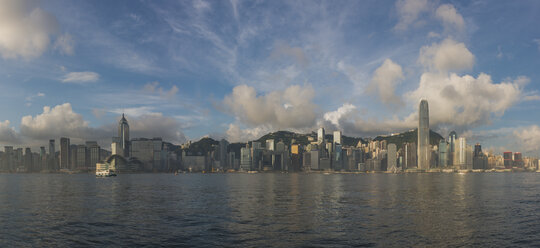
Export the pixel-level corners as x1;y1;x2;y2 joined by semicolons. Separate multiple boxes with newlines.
53;33;75;55
419;38;474;73
323;103;356;129
0;120;20;143
513;125;540;153
0;0;59;59
61;71;100;83
223;84;317;129
225;123;273;143
321;103;416;137
394;0;429;31
406;73;524;128
435;4;465;32
20;103;97;140
368;59;404;106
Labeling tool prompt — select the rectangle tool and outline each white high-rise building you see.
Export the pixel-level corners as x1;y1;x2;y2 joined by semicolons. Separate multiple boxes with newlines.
317;127;325;145
333;131;342;145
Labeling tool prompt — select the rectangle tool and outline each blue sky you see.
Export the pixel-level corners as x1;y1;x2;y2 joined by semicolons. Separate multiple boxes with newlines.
1;0;540;154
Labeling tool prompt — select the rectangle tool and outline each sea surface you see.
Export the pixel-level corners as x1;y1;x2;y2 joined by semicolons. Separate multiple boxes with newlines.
1;173;539;247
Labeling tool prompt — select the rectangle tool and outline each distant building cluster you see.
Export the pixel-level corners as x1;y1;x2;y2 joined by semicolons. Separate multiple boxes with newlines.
0;138;111;173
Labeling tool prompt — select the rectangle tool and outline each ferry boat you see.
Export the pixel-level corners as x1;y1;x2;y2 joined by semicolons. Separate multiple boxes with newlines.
96;169;117;177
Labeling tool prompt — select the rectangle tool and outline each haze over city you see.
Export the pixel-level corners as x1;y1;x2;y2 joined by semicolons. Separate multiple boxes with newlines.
1;0;540;155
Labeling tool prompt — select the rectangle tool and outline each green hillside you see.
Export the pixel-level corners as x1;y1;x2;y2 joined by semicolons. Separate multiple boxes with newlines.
373;129;444;150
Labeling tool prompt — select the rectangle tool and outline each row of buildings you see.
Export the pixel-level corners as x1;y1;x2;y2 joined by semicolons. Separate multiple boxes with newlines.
179;99;539;173
0;139;111;173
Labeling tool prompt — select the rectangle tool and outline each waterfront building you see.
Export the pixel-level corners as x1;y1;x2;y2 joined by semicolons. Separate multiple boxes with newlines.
503;152;513;169
317;127;325;145
49;139;56;170
473;143;487;169
438;140;448;168
86;141;100;170
387;143;397;172
240;145;251;171
333;131;342;145
60;137;70;170
76;144;87;169
219;139;229;169
69;144;77;169
265;139;274;151
417;99;430;170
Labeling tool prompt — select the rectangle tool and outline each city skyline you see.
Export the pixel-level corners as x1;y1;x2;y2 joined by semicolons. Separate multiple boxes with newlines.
1;0;540;155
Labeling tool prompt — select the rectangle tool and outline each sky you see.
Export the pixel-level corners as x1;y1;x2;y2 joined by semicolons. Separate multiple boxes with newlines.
1;0;540;155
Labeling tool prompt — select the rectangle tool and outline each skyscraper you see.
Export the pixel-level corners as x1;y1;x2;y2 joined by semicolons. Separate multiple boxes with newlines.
317;127;325;145
333;131;342;145
60;137;70;169
417;99;430;170
49;139;56;170
118;114;130;157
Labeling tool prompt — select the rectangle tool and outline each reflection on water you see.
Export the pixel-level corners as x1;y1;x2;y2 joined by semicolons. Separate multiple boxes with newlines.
0;173;539;246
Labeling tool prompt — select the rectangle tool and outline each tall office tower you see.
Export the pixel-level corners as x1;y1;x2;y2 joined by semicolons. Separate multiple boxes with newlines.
333;131;342;145
317;127;325;145
118;114;130;158
448;131;457;166
49;139;55;156
387;143;397;172
60;137;70;169
4;146;13;172
24;148;32;171
86;141;100;169
76;145;87;169
417;99;430;170
49;139;56;170
438;140;448;168
219;139;229;169
70;144;78;169
456;137;467;169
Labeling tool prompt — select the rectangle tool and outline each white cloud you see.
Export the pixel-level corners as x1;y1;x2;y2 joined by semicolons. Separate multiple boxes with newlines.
323;103;356;128
419;38;474;73
394;0;429;31
223;84;317;129
435;4;465;32
513;125;540;153
226;123;272;143
0;0;59;59
368;59;404;106
61;71;100;83
53;33;75;55
0;120;20;143
321;103;416;137
20;103;95;140
406;73;524;128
